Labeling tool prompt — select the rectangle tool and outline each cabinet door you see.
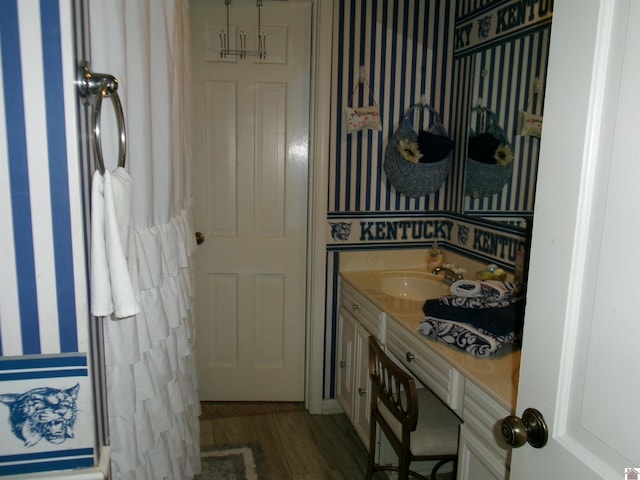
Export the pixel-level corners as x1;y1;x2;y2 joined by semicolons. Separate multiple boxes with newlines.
458;425;509;480
336;307;356;421
353;322;371;445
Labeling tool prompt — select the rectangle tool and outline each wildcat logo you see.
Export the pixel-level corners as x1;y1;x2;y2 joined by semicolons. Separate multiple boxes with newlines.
329;222;352;241
477;15;492;39
0;384;80;447
458;225;470;246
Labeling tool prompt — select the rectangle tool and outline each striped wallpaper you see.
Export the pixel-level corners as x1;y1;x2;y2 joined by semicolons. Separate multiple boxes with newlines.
0;0;88;357
329;0;457;214
0;0;108;465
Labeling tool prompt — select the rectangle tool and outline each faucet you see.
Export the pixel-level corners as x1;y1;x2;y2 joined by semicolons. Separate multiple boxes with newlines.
431;266;464;285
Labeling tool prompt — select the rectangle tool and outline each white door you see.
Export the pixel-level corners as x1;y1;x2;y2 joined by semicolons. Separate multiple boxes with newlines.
509;1;640;477
190;0;311;401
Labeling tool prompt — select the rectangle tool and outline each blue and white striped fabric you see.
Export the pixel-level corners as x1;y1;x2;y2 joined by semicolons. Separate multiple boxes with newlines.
0;0;89;358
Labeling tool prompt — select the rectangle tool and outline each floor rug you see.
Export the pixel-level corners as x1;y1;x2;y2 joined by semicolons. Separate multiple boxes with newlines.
199;401;304;419
195;443;267;480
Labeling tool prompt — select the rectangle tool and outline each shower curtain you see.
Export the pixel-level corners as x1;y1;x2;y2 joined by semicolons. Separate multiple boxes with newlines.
88;0;200;478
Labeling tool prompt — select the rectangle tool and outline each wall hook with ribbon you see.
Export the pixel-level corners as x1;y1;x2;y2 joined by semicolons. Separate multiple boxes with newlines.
343;65;382;134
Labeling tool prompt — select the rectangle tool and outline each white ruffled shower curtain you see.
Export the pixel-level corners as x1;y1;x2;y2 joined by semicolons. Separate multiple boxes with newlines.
88;1;200;478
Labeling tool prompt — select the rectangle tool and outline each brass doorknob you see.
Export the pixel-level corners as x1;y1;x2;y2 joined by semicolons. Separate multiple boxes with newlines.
501;408;548;448
195;232;205;245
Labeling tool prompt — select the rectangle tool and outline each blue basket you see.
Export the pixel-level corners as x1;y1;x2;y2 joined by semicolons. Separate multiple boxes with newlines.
465;107;513;198
384;104;452;198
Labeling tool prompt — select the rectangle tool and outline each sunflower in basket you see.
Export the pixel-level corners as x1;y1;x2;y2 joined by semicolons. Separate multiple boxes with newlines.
493;144;514;166
398;138;423;163
468;133;514;166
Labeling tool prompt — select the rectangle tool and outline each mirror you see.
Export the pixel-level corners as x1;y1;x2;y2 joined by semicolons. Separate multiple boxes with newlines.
456;5;553;222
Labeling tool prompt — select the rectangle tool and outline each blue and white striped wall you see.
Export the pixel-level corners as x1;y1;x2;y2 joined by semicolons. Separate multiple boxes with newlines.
0;0;87;357
329;0;457;214
0;0;105;474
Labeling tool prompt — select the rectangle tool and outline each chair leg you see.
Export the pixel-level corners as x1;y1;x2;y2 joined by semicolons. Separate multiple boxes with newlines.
365;420;377;479
430;458;456;480
398;450;410;480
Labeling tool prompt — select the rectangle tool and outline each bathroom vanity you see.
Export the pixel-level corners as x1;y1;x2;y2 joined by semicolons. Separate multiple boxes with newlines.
337;269;520;480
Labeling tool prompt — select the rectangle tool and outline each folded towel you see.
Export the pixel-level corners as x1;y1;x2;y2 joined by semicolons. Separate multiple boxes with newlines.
450;280;481;297
441;280;523;309
90;168;139;319
419;318;501;357
419;316;522;357
90;172;112;316
423;299;525;337
420;281;525;357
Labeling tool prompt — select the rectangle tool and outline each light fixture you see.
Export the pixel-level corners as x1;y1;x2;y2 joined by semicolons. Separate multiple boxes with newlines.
219;0;267;59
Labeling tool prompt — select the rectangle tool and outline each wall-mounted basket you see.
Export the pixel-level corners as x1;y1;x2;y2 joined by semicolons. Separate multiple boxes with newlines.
384;103;452;198
465;107;513;198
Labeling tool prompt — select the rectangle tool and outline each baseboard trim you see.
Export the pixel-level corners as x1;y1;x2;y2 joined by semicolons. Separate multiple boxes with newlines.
320;398;344;415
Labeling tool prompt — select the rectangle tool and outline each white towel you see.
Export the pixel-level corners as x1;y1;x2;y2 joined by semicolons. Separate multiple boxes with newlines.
90;168;139;318
104;169;139;318
110;168;139;301
450;280;482;297
90;171;112;316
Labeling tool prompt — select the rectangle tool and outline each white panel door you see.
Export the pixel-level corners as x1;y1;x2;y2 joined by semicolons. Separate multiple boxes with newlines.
191;0;311;401
510;0;640;477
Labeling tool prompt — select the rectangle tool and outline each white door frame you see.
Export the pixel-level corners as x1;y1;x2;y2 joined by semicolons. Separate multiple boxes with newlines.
305;0;333;415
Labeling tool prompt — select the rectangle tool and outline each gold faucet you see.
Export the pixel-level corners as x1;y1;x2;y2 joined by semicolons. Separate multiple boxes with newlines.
431;266;464;285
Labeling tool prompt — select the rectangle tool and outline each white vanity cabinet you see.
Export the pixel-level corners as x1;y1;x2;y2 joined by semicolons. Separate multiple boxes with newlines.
336;280;385;447
457;381;512;480
337;270;518;480
336;306;357;421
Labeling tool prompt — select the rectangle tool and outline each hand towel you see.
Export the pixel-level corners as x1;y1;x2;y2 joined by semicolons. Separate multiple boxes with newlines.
440;281;522;309
90;171;113;316
103;169;139;318
111;167;139;301
450;280;482;297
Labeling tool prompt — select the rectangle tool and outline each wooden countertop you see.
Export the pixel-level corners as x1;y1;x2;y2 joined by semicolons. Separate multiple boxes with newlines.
339;270;521;412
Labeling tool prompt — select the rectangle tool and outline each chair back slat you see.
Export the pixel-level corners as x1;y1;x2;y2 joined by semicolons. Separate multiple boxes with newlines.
368;336;419;431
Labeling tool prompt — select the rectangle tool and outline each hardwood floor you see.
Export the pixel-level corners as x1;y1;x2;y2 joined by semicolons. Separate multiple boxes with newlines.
199;409;372;479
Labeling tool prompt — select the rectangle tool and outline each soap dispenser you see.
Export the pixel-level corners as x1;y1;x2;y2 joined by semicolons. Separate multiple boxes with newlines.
426;241;444;270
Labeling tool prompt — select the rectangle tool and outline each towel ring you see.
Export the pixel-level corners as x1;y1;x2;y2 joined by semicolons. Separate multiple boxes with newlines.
92;82;126;174
77;62;126;174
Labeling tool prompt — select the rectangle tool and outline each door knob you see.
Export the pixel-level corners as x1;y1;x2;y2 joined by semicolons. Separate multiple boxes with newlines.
501;408;548;448
195;232;205;245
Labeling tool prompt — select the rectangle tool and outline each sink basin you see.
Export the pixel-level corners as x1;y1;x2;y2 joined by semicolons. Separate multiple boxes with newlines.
377;271;450;302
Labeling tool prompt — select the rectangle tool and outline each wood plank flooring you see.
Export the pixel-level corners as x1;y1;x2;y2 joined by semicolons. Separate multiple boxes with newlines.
199;409;373;479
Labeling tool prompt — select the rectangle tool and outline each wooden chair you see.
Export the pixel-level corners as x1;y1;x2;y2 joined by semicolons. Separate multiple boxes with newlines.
365;336;461;480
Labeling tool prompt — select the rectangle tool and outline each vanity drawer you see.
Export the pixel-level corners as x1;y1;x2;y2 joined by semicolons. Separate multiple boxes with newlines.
386;320;464;417
340;280;384;340
462;380;512;466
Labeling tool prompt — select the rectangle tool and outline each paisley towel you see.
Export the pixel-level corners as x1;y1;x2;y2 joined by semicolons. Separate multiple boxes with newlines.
419;316;522;358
